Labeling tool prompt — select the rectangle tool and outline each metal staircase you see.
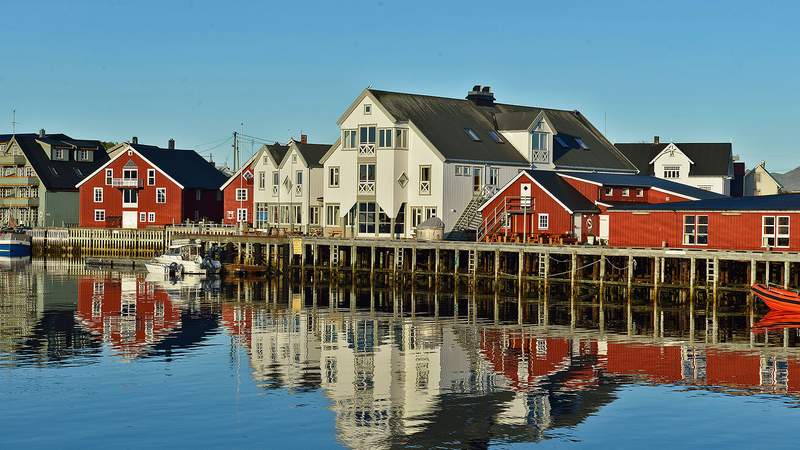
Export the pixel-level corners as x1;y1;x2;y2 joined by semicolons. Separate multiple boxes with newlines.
476;195;528;242
450;186;498;240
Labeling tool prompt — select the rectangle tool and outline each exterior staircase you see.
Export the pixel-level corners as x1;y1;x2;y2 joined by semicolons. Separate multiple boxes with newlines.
448;187;497;241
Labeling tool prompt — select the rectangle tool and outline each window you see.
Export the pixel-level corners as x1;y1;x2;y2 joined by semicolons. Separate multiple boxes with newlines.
147;169;155;186
378;129;393;148
622;188;630;197
272;171;279;195
763;216;790;248
123;189;138;206
636;188;644;197
53;148;64;160
194;189;202;201
575;137;589;150
291;154;297;164
411;207;424;228
156;188;166;204
378;208;392;234
93;187;103;203
148;212;155;223
554;135;569;148
343;130;358;149
358;163;375;193
419;165;431;195
139;212;147;223
295;171;303;196
538;213;549;230
309;206;320;225
488;130;504;143
326;204;340;226
328;166;340;187
258;171;266;190
395;129;408;149
663;165;681;179
464;128;481;142
364;104;372;114
123;168;138;180
455;165;463;176
237;208;248;223
683;215;709;245
358;202;376;234
94;210;105;222
105;169;113;185
359;126;376;144
292;205;302;224
79;149;90;161
531;132;548;151
235;188;247;201
489;167;499;186
604;187;613;196
425;207;437;220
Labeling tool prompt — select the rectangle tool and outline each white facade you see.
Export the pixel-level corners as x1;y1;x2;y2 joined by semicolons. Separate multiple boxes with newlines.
252;141;324;233
651;143;731;195
744;161;783;196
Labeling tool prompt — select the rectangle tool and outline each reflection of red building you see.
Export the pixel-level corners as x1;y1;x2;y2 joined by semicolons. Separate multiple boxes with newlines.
606;343;683;383
76;276;182;358
221;303;254;348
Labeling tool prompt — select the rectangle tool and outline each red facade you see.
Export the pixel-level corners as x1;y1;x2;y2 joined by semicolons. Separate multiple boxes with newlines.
78;150;223;228
608;210;800;251
222;162;256;226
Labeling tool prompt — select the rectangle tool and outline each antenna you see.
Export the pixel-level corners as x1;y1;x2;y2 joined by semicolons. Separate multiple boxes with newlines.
11;109;18;134
604;112;607;136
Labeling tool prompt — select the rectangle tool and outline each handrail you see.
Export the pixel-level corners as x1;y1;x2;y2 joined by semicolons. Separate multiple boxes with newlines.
477;196;534;241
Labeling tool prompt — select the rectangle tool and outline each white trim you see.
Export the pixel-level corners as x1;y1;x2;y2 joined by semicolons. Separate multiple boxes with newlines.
477;171;574;215
76;144;185;189
649;186;699;201
557;172;603;186
219;147;264;190
648;143;695;165
595;200;613;208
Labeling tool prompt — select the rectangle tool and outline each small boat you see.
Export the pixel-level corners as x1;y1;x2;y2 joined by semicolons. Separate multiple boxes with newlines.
752;310;800;333
0;232;31;258
751;283;800;312
144;239;221;276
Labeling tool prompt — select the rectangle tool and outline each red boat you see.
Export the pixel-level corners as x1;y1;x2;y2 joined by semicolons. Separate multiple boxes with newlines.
751;284;800;312
752;310;800;333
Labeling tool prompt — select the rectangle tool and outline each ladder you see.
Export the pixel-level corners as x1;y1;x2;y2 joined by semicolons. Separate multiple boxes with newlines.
706;258;717;284
468;250;477;274
395;248;404;270
538;253;547;277
331;244;339;266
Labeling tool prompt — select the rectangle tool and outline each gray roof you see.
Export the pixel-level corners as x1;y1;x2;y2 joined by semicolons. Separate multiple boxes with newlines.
263;143;289;165
294;142;331;168
609;193;800;212
558;171;726;200
1;133;109;191
130;143;228;190
527;170;599;213
368;89;637;171
614;142;732;177
771;166;800;192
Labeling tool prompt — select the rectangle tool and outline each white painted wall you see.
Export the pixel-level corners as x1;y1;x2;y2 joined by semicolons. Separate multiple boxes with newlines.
652;144;730;195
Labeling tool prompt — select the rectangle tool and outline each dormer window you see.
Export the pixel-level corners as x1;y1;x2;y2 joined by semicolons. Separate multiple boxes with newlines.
53;148;64;160
663;165;680;179
531;132;548;151
464;128;481;142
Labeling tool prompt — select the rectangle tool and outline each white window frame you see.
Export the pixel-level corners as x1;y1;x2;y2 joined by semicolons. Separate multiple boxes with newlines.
538;213;549;230
139;212;147;223
147;169;156;186
94;209;106;222
93;187;103;203
343;130;358;150
622;188;630;197
156;188;167;204
762;216;790;248
636;188;644;197
419;165;431;195
489;167;499;186
604;187;613;196
683;215;709;246
663;165;681;179
309;206;320;225
325;204;340;226
53;148;64;160
235;188;248;201
257;171;266;190
105;169;113;186
358;163;376;193
378;128;393;149
295;171;303;196
272;171;279;196
328;166;340;188
395;128;408;149
237;208;248;223
148;212;155;223
363;104;372;115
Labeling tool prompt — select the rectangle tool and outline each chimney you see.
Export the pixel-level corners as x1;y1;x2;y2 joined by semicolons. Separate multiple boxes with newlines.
653;136;660;144
132;136;139;145
168;138;175;150
300;134;308;144
466;85;495;107
39;129;46;138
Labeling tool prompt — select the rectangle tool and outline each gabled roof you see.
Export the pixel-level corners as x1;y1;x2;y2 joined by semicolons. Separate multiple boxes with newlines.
527;170;599;213
366;89;637;171
129;144;228;190
608;193;800;212
1;133;109;191
220;146;266;191
292;142;332;168
557;171;726;200
614;142;732;177
263;143;289;166
771;165;800;192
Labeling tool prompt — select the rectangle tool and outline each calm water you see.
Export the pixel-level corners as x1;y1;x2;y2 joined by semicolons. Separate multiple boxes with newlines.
2;259;800;449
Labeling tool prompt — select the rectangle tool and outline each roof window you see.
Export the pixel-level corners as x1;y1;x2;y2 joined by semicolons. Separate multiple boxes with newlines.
575;137;589;150
554;136;569;148
464;128;481;142
488;130;504;144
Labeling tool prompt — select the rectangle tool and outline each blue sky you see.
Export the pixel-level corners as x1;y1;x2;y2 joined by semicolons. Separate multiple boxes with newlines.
2;0;799;171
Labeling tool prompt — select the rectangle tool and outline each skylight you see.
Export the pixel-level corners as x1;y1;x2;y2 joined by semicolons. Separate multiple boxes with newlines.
575;137;589;150
488;130;504;144
464;128;481;142
554;135;569;148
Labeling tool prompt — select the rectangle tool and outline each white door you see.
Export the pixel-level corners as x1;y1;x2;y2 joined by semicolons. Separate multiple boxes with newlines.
599;215;610;241
122;211;138;229
573;214;582;240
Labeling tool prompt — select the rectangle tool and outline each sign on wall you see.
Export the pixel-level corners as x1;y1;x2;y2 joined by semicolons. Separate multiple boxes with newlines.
520;183;531;208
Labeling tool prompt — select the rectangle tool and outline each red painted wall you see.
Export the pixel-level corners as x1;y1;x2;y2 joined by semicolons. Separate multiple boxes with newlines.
182;188;224;224
706;349;761;388
222;163;255;225
608;210;800;251
606;343;683;383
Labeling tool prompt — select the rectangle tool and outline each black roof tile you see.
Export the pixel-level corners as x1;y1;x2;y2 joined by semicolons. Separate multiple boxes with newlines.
614;142;732;177
130;143;228;190
527;170;599;213
609;193;800;212
558;171;726;200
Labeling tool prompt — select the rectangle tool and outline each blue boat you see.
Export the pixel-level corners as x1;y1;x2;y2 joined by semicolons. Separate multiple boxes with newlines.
0;233;32;258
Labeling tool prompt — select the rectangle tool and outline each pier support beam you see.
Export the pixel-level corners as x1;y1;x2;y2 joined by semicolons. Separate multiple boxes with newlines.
627;255;633;290
785;261;791;289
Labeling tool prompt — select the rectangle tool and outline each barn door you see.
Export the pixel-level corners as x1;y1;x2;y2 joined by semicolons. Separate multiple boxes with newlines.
122;211;138;229
599;215;609;241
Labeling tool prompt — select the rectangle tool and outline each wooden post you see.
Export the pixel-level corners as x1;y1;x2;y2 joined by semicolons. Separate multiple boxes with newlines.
750;259;757;286
412;247;417;274
785;261;791;289
766;260;771;286
544;253;550;288
599;254;606;289
454;250;460;277
518;250;524;292
689;257;696;299
370;246;376;280
435;248;440;278
351;245;357;275
494;250;500;279
570;252;577;288
653;256;659;289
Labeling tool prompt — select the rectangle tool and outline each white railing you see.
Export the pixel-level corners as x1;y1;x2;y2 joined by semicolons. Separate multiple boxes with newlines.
111;178;143;188
530;150;550;164
358;181;375;193
359;144;375;156
476;196;528;242
419;181;430;195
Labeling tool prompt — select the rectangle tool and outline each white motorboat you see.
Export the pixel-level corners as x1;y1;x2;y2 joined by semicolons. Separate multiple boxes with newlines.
144;239;221;276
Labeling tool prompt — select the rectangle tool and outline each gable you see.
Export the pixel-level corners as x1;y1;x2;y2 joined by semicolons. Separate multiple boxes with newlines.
650;143;693;166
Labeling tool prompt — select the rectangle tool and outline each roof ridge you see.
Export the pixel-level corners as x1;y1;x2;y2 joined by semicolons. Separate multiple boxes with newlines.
368;88;578;114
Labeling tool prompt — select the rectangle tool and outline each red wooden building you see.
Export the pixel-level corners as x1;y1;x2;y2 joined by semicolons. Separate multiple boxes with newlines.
77;141;227;228
478;170;722;243
607;193;800;251
220;149;260;226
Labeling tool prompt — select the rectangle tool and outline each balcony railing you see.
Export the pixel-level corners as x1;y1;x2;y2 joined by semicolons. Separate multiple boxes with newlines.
419;181;431;195
111;178;143;188
0;197;39;207
359;144;375;157
0;154;26;166
358;181;375;193
0;176;39;187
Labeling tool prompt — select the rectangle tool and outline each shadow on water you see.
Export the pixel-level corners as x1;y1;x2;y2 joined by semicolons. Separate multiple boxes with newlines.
2;259;800;448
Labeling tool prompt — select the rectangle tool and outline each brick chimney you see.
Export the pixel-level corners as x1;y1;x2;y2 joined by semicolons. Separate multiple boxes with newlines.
653;135;660;144
300;134;308;144
466;85;495;107
39;129;46;138
168;138;175;150
132;136;139;144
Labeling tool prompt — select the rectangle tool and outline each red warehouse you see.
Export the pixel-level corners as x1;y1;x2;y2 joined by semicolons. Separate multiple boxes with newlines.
220;146;262;226
607;194;800;251
478;170;722;243
77;141;227;228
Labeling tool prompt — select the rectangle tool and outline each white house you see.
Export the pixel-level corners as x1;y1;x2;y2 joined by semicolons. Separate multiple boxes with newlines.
615;137;733;195
320;85;637;238
251;137;330;234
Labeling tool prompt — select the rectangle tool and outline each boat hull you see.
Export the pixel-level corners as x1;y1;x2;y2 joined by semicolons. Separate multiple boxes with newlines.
751;284;800;312
0;237;31;258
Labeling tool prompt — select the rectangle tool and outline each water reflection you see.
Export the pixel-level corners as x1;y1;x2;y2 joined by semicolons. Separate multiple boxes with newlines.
3;261;800;448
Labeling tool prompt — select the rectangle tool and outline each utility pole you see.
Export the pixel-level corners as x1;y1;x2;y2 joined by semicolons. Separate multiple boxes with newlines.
232;131;239;171
11;109;17;134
